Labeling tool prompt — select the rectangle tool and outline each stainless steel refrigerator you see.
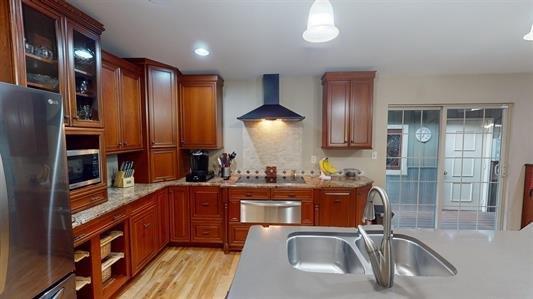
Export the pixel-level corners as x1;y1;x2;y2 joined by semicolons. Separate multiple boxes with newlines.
0;82;75;298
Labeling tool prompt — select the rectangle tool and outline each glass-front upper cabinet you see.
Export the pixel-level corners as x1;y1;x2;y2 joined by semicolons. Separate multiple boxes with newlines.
21;3;64;95
66;21;103;128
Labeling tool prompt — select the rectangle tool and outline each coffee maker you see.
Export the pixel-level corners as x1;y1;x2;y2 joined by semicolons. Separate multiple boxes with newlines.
186;150;215;182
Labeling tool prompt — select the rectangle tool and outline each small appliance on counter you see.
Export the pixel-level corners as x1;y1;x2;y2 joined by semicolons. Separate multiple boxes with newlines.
113;161;135;188
186;150;215;182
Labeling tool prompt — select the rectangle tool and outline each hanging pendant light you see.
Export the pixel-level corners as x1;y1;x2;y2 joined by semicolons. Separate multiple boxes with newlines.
524;25;533;41
303;0;339;43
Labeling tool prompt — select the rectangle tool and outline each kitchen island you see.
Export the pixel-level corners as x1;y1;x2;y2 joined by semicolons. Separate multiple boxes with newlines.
228;225;533;299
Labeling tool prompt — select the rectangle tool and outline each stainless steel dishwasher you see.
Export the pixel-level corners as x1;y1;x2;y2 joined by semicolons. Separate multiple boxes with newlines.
240;200;301;224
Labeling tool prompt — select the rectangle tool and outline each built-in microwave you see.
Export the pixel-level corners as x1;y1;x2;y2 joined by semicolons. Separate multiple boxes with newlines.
67;149;101;190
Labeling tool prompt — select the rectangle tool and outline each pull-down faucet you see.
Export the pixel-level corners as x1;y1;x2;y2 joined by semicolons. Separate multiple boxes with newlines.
357;186;395;288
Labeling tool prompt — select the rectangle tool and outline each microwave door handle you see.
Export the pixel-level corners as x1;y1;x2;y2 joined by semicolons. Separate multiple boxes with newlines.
0;154;10;294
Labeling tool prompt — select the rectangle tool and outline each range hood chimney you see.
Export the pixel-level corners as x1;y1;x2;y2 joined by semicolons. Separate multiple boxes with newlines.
237;74;305;121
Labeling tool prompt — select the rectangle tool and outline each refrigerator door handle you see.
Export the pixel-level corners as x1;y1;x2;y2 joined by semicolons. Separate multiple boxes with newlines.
0;154;9;294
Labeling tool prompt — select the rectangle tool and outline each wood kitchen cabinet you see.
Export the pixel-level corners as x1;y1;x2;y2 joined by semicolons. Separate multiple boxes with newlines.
190;186;224;244
157;188;170;250
125;58;181;182
1;0;105;128
318;189;357;227
322;72;375;149
102;51;143;153
169;186;191;243
130;198;160;276
521;164;533;228
179;75;224;149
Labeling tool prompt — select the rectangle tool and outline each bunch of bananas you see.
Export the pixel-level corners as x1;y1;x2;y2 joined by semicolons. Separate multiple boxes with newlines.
319;158;337;175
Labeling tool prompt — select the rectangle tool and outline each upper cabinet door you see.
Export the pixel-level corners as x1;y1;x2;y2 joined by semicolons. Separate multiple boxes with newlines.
66;20;103;128
322;72;375;149
350;79;373;148
148;66;177;147
19;3;68;123
120;69;143;151
323;80;350;148
179;75;223;149
102;61;121;152
180;82;217;148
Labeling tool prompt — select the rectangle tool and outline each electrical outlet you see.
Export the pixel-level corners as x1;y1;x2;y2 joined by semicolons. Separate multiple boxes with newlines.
310;155;317;164
371;151;378;160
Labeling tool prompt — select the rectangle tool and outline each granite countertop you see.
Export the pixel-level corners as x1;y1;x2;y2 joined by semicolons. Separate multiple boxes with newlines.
71;175;373;228
228;226;533;299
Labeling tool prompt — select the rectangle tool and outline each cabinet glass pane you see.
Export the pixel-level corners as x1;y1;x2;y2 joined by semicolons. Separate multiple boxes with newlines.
72;30;98;121
22;5;60;93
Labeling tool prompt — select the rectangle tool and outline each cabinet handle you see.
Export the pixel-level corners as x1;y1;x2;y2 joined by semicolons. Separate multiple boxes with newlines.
201;202;209;207
325;192;350;196
73;115;79;120
64;115;70;120
143;223;151;229
151;141;155;145
118;142;123;147
124;141;128;146
245;193;252;197
288;194;296;198
201;231;210;235
334;199;342;203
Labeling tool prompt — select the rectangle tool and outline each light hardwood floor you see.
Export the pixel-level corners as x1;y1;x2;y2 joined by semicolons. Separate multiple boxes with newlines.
117;247;240;299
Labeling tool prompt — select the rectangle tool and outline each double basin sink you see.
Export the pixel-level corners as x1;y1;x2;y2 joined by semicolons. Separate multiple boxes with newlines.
287;231;457;277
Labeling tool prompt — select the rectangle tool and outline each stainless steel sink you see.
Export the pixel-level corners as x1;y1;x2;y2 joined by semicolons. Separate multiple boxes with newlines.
287;231;457;277
287;232;365;274
355;233;457;277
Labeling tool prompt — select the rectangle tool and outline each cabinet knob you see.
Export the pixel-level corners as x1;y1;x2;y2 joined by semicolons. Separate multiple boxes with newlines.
124;141;128;146
143;223;151;229
118;142;123;147
73;115;79;120
64;115;70;120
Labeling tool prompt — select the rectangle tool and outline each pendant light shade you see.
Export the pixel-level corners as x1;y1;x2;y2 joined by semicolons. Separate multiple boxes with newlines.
524;25;533;41
303;0;339;43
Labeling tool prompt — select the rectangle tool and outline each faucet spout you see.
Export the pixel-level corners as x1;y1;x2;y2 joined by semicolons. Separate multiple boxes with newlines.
357;186;394;288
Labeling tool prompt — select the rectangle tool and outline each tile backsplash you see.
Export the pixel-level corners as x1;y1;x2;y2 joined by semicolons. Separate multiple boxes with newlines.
242;120;304;171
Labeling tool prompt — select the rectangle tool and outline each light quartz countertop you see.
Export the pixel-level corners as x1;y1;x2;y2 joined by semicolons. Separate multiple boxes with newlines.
71;175;373;228
228;225;533;299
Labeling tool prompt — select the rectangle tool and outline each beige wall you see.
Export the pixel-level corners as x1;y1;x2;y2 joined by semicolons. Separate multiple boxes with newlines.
221;73;533;230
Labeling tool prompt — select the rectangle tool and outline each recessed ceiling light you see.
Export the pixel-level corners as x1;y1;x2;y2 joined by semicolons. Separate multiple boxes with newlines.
524;25;533;41
194;47;210;56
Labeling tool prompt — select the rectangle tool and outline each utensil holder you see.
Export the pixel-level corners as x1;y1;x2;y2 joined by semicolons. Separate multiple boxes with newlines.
222;167;231;180
113;171;134;188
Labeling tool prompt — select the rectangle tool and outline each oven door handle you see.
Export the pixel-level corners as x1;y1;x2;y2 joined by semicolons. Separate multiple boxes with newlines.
241;200;301;208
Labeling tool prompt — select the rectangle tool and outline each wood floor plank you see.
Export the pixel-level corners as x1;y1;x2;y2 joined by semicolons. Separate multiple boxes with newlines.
117;247;240;299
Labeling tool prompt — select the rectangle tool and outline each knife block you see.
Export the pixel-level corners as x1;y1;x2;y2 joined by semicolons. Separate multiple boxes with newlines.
113;171;135;188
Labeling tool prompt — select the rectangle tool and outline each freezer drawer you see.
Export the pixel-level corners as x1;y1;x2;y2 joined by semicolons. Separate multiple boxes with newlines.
240;200;301;224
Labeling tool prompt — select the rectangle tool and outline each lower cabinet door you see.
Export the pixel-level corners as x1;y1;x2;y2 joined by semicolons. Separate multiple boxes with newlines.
318;189;355;227
170;186;191;242
130;203;159;275
191;220;223;244
228;223;252;250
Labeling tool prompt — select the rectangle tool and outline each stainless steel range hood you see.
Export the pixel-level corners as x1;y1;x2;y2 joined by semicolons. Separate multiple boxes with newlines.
237;74;305;121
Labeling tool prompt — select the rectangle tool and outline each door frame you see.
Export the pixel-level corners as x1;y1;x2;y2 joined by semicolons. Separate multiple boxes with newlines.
388;104;511;230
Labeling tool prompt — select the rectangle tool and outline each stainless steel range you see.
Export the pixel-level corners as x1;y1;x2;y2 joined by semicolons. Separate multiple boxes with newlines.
236;176;306;185
236;176;306;224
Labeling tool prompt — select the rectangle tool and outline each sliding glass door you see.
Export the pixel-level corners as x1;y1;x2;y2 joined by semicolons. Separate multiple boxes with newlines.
385;105;508;230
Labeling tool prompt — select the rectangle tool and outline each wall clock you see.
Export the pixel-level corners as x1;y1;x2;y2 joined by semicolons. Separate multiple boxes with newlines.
416;127;432;143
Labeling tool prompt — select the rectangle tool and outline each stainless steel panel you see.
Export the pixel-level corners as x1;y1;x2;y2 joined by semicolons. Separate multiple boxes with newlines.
37;274;76;299
0;155;8;294
66;149;100;157
240;200;301;224
0;83;74;298
69;177;101;190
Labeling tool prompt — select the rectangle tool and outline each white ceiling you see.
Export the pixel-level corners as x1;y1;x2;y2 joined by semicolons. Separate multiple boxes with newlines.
68;0;533;79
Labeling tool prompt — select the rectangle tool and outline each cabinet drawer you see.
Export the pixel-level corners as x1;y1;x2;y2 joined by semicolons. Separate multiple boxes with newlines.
228;223;252;249
73;205;127;246
71;188;107;214
191;221;223;243
191;187;222;219
271;189;313;200
229;188;270;200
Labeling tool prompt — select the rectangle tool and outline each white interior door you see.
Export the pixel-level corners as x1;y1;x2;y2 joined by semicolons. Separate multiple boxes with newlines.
443;119;493;210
